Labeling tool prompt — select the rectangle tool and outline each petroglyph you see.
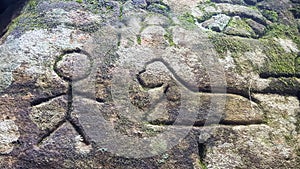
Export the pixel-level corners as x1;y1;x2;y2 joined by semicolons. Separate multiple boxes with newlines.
31;50;93;145
1;0;297;166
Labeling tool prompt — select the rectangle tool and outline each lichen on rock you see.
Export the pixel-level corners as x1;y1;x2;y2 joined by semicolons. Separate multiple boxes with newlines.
0;120;20;154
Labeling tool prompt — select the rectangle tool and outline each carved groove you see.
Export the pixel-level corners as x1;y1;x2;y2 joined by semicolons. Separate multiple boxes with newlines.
37;119;66;144
30;93;66;106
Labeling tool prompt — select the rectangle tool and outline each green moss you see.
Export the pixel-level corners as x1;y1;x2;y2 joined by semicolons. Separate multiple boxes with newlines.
196;1;217;22
5;13;23;35
156;4;168;11
278;78;297;87
179;13;197;29
5;1;50;37
84;0;114;14
7;0;105;35
209;35;253;58
164;32;175;46
147;2;170;15
208;35;261;74
119;5;123;19
28;0;38;10
197;10;215;22
137;35;142;45
259;39;297;75
262;10;278;22
198;0;216;10
225;17;256;38
142;126;161;136
198;160;208;169
263;23;300;48
76;0;83;3
249;5;259;11
261;24;300;75
295;56;300;74
180;13;195;24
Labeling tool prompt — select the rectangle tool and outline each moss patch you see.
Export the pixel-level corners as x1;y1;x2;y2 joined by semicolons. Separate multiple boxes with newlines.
179;13;197;30
260;23;300;76
198;160;208;169
225;17;256;38
196;1;217;23
82;0;115;14
180;13;195;24
295;56;300;74
137;35;141;45
263;23;300;48
259;38;297;76
164;33;175;47
147;2;170;15
6;0;49;38
6;0;106;37
261;10;278;22
209;35;253;58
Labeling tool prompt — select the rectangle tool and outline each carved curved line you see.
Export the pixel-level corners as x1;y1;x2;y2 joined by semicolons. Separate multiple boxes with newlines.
53;48;93;82
141;58;203;92
138;58;263;104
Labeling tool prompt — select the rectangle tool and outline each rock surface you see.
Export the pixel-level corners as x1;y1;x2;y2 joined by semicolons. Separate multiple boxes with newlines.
0;0;299;168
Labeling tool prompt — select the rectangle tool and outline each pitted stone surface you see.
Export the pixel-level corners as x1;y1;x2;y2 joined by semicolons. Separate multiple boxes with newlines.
0;120;19;154
30;96;68;131
140;25;169;47
201;14;231;32
198;125;297;169
224;16;256;37
55;52;91;81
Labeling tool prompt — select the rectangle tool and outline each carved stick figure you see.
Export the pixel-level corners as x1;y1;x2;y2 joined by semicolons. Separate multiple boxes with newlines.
32;49;93;144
